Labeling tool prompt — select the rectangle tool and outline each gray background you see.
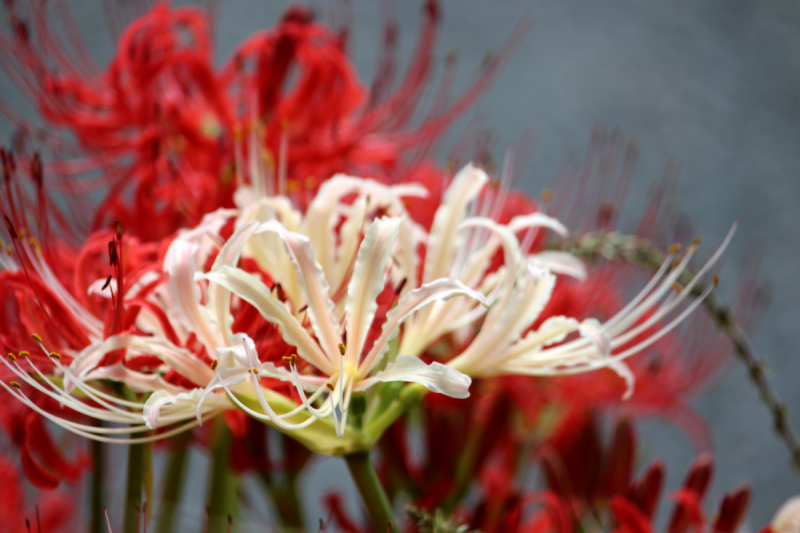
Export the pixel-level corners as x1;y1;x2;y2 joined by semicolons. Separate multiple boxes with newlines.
2;0;799;530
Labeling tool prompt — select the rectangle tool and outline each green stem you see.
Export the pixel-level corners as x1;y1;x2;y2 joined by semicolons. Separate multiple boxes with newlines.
282;471;305;530
143;441;154;524
365;383;427;440
89;437;106;533
124;439;145;533
155;431;192;533
257;471;305;531
206;417;238;531
344;451;396;532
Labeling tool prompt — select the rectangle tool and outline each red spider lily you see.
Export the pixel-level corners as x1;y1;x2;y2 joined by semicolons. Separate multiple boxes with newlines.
0;454;80;532
464;418;752;533
330;415;754;533
1;1;234;241
1;394;89;490
0;1;528;241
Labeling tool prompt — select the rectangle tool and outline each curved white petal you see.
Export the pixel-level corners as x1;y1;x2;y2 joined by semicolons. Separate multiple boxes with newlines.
507;212;569;237
579;318;611;357
357;355;471;399
83;364;186;396
450;270;556;375
205;267;334;374
256;221;340;364
529;251;587;281
345;217;402;365
144;389;220;430
424;163;488;283
66;334;214;393
359;278;488;375
207;221;260;345
164;237;221;354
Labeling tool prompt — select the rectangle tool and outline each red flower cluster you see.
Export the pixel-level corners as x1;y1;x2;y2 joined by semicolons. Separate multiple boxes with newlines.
1;0;526;242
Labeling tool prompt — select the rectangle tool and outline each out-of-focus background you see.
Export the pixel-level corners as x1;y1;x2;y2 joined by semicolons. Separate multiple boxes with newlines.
1;0;798;529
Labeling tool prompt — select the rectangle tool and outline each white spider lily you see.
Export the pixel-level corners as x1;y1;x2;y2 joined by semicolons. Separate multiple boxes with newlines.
234;174;427;314
399;163;585;358
203;215;486;436
0;335;228;444
449;223;736;400
0;217;233;442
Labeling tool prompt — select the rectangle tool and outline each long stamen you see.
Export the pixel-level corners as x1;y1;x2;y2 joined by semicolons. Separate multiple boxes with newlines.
287;356;333;418
0;380;209;443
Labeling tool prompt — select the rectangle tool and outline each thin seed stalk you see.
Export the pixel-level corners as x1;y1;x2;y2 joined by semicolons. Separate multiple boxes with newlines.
558;230;800;471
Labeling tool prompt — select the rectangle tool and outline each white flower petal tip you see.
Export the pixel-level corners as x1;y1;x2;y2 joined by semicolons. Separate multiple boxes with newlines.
143;389;205;430
508;212;570;238
529;251;588;281
526;263;548;283
362;355;472;399
610;361;635;401
579;319;611;357
772;496;800;533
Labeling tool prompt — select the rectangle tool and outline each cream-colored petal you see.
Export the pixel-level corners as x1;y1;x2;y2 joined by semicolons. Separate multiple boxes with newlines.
357;355;471;399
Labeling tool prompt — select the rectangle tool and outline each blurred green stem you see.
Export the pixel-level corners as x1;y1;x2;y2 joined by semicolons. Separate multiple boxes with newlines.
344;450;396;532
206;417;238;531
89;435;106;533
155;430;192;533
258;471;305;531
124;438;145;533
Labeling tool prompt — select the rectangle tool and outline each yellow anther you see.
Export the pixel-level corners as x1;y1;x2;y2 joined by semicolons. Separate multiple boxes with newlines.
326;382;335;391
210;359;219;371
251;367;259;375
49;352;61;360
7;353;16;361
692;236;702;246
18;351;29;358
31;333;42;343
9;381;20;389
338;343;346;356
667;244;682;254
713;274;719;287
672;282;683;292
672;257;682;269
539;188;554;203
17;228;26;238
234;123;243;140
282;354;297;366
28;237;41;255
